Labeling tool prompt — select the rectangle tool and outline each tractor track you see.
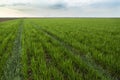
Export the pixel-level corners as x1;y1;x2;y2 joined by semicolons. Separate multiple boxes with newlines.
2;20;23;80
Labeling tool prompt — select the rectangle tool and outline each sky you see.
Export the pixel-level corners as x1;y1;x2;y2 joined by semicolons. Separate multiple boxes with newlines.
0;0;120;17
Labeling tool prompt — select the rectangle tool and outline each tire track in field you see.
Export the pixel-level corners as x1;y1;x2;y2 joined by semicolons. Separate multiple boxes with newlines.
32;23;115;80
26;48;33;80
29;28;64;80
42;42;75;80
71;33;120;80
2;20;23;80
42;42;67;80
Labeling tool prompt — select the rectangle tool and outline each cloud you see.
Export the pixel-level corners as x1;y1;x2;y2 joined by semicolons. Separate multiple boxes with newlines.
0;0;120;17
0;3;30;7
0;4;6;7
49;3;67;9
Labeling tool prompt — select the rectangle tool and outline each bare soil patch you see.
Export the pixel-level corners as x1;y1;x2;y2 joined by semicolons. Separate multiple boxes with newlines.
0;18;17;22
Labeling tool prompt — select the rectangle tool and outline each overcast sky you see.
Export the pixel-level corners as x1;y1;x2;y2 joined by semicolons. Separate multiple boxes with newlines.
0;0;120;17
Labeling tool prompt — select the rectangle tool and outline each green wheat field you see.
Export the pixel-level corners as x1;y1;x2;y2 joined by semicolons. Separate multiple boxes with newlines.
0;18;120;80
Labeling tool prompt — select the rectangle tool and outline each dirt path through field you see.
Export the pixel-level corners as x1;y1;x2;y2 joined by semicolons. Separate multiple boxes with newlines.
2;20;23;80
0;18;17;22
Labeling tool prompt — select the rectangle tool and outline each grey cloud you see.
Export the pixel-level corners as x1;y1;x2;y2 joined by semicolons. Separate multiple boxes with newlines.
49;3;67;9
0;3;30;7
0;4;7;7
11;3;30;6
